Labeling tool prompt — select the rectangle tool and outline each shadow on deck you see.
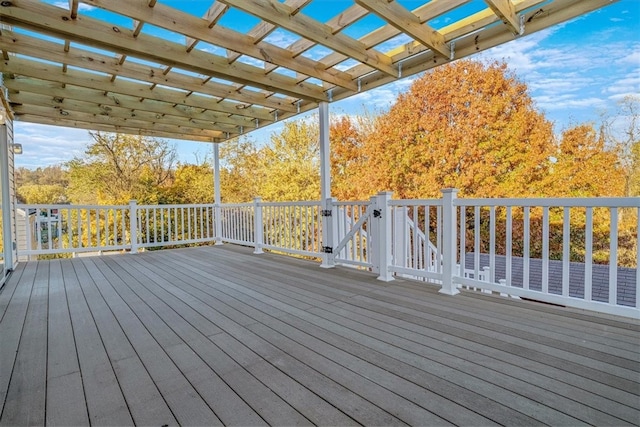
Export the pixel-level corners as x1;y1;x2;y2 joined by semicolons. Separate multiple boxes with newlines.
0;244;638;426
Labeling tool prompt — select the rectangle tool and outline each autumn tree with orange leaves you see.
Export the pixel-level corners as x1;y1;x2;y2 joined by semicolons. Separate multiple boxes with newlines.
551;124;625;197
359;60;556;199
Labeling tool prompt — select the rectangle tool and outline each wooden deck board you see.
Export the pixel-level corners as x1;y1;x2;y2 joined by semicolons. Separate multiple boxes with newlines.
46;260;89;426
81;257;223;426
372;282;640;358
0;261;31;419
1;262;48;427
0;244;638;426
353;292;639;393
71;258;178;426
60;259;134;426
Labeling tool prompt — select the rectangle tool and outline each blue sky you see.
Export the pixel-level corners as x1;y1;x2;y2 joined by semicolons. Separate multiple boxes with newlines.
12;0;640;169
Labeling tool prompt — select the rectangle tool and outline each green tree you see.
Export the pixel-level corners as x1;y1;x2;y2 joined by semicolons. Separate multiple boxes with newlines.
220;137;264;203
17;184;67;204
258;120;320;201
166;163;214;204
66;132;176;204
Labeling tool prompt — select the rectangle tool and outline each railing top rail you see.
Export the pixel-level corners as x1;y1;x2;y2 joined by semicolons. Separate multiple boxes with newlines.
455;197;640;208
259;201;321;207
17;203;127;210
333;200;370;206
220;203;253;208
137;203;215;209
391;199;444;207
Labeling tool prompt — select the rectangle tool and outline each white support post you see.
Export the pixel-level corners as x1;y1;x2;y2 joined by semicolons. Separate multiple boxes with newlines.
440;188;459;295
213;143;223;245
319;101;331;205
320;197;337;268
253;197;264;254
318;101;335;268
0;124;13;270
375;191;394;282
129;200;138;254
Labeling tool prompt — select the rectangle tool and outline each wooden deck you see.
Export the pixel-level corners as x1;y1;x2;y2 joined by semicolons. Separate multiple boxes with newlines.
0;245;638;426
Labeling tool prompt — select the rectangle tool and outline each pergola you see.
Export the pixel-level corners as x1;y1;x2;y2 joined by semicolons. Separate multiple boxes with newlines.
0;0;620;270
0;0;616;143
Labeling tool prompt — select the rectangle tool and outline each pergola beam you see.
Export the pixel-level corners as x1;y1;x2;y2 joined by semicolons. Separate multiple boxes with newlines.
81;0;357;91
16;114;223;142
68;0;79;19
4;78;258;129
0;31;300;113
217;0;398;77
484;0;522;35
227;0;312;64
9;92;240;134
13;104;229;139
0;57;277;122
354;0;450;59
185;2;229;51
319;0;468;70
0;0;328;102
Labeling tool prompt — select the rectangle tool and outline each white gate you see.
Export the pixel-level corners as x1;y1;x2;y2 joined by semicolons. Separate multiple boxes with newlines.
331;200;377;271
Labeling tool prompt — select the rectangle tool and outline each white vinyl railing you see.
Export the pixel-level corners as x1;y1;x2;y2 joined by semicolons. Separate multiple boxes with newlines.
260;200;322;257
454;197;639;316
18;204;131;255
16;192;639;318
216;199;324;256
219;202;255;246
136;203;216;248
18;202;221;256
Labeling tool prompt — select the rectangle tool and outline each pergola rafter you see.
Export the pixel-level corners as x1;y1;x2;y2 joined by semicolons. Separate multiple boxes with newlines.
0;0;617;142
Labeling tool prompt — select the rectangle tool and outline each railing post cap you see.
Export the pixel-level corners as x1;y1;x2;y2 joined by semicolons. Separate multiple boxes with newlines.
377;191;393;197
441;188;459;195
129;199;137;204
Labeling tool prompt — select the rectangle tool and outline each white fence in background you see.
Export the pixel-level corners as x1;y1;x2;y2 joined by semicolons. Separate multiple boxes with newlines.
16;191;639;318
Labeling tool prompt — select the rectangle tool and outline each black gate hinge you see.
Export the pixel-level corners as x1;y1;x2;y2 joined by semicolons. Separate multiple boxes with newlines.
321;209;332;217
322;246;333;254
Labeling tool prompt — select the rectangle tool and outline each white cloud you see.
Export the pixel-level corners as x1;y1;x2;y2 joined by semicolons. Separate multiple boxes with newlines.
616;49;640;66
51;1;94;12
263;30;299;49
604;68;640;96
534;95;609;111
473;19;640;126
344;76;417;111
14;123;89;169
